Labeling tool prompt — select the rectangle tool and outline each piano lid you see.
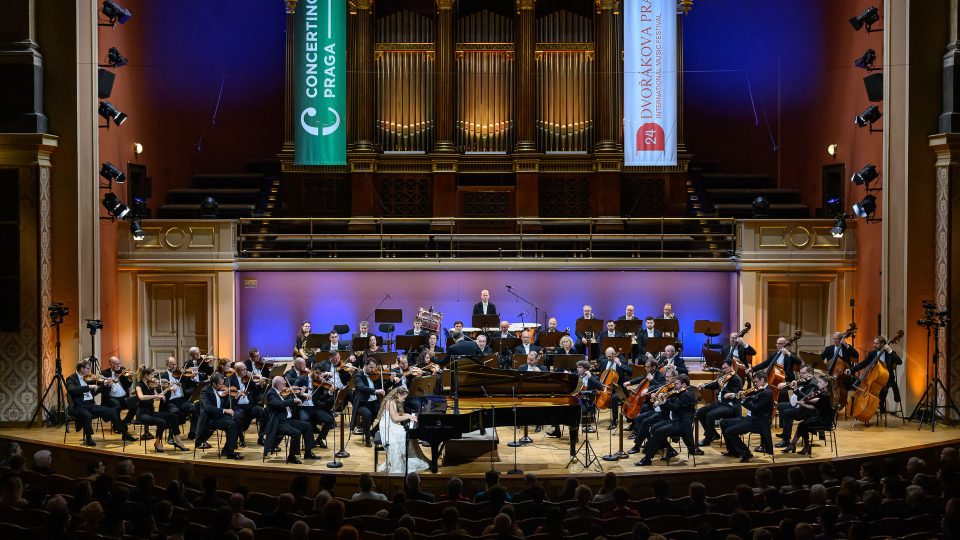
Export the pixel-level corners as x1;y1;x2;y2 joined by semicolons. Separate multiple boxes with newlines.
406;360;582;397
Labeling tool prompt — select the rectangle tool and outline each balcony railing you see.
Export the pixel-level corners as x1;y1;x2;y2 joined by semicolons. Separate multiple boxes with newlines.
236;217;737;260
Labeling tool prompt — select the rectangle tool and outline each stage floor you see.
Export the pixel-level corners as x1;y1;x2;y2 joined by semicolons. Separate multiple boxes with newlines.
3;414;959;479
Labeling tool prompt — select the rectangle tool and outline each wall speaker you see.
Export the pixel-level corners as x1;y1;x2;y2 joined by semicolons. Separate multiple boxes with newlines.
863;73;883;102
97;68;116;99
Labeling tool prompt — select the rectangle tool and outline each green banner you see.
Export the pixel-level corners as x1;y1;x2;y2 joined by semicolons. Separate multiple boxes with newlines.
294;0;346;165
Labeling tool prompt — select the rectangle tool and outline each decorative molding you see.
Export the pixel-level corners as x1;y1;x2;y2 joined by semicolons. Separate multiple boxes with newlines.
119;221;236;262
517;0;535;10
455;43;515;51
535;43;595;52
738;220;856;265
378;178;432;217
374;43;434;51
285;0;297;15
595;0;618;11
436;0;454;10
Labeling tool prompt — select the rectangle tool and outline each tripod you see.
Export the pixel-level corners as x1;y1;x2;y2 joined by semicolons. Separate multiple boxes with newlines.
31;310;68;428
910;321;960;431
569;401;603;471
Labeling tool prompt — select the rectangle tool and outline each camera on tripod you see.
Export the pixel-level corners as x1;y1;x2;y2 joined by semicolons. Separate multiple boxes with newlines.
86;319;104;332
917;300;950;328
47;303;68;325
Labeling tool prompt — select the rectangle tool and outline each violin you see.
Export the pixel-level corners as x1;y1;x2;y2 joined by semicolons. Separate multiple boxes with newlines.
735;386;762;400
311;371;334;391
698;371;734;390
83;373;107;384
651;385;685;406
216;385;242;399
172;367;196;379
253;358;275;371
280;386;303;398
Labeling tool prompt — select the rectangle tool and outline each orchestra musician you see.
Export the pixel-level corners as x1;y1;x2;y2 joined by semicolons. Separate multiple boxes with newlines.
420;349;443;374
100;356;137;431
161;357;199;442
600;347;631;429
570;360;603;435
782;376;834;455
513;330;541;356
599;321;624;350
324;331;351;355
618;306;639;358
352;320;373;340
359;335;386;360
627;367;677;453
637;316;662;357
660;303;678;338
262;376;319;464
292;365;335;449
575;305;598;358
537;317;561;348
245;348;275;380
695;359;743;447
774;365;818;447
824;331;860;388
648;344;687;374
847;335;903;413
316;351;355;391
446;321;465;344
720;371;774;462
425;334;444;354
66;359;137;447
518;351;546;432
635;373;700;466
495;320;512;340
405;319;431;338
623;359;666;433
134;367;187;453
748;336;803;399
475;334;493;355
390;355;422;390
294;321;313;361
284;358;311;389
618;305;638;321
721;332;757;368
353;358;386;447
198;373;243;460
185;347;214;379
473;289;497;315
227;362;266;447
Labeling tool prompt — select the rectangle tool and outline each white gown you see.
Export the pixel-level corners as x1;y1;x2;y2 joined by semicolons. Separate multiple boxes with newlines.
377;400;430;474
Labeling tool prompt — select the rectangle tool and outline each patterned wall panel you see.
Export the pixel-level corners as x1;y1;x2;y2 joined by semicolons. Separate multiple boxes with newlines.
621;176;666;217
301;177;351;217
539;177;590;217
378;177;431;217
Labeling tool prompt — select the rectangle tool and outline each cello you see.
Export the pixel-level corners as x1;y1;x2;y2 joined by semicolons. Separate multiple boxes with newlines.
850;330;903;422
595;348;622;410
622;373;652;419
828;321;858;411
768;330;801;404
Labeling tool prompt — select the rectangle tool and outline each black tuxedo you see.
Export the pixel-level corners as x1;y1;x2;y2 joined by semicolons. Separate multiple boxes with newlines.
65;372;126;437
721;343;757;365
823;343;860;374
405;328;431;338
447;339;482;359
512;343;541;356
599;331;625;347
722;386;774;458
292;376;335;442
159;370;198;438
262;387;314;459
852;348;903;406
643;387;698;458
100;368;137;424
226;374;265;439
696;374;743;441
472;302;497;316
245;359;276;380
657;355;688;375
754;349;802;383
517;364;546;372
198;385;241;454
777;379;819;440
352;371;381;444
637;329;663;357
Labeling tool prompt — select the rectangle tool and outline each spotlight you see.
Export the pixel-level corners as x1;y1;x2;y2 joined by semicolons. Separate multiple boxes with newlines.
855;105;881;127
98;101;128;126
101;1;132;24
751;196;770;218
831;214;848;238
199;196;219;218
825;198;844;218
851;164;879;186
107;47;128;68
853;195;877;218
849;6;879;31
131;197;148;218
130;219;145;241
854;49;877;70
99;162;125;184
102;192;130;219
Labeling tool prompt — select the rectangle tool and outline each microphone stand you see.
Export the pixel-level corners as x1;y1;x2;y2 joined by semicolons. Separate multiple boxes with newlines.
362;292;392;325
507;386;522;475
481;386;496;472
505;285;546;333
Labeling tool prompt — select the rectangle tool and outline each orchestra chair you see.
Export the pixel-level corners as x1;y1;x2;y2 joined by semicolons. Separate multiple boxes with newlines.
812;406;840;458
260;409;290;463
192;410;224;460
333;324;350;335
745;432;776;464
120;419;148;454
63;407;107;444
876;397;906;427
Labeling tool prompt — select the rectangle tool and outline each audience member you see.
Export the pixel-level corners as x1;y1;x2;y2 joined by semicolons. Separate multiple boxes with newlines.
534;505;568;536
645;478;677;517
734;483;755;511
605;487;640;518
404;472;435;502
474;470;512;503
441;476;470;502
116;459;135;483
781;466;808;493
512;473;545;503
753;467;773;494
0;475;28;509
230;492;257;530
194;475;227;508
261;492;298;529
556;477;579;502
566;485;599;519
433;505;466;536
86;459;106;480
682;482;711;515
819;462;840;487
728;510;752;539
807;484;828;509
31;449;53;475
352;473;387;501
593;471;619;503
0;442;21;468
291;520;309;540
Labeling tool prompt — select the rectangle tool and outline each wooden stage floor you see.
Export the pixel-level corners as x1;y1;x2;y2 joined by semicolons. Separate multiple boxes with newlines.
3;415;959;481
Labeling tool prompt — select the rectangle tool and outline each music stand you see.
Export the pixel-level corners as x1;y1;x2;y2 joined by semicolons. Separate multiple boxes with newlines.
576;318;604;360
538;331;566;349
376;309;402;323
304;334;327;350
600;337;633;360
618;319;642;336
511;354;529;369
645;337;674;357
694;320;723;346
472;314;500;331
551;355;583;373
702;347;724;371
491;337;520;354
798;350;824;371
481;355;500;368
352;335;383;352
395;335;426;352
655;318;680;337
371;352;398;367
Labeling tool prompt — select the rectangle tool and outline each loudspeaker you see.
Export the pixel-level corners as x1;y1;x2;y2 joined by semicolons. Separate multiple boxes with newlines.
863;73;883;102
98;68;116;99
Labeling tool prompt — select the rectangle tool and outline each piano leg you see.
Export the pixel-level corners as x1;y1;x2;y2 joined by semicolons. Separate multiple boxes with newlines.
427;443;441;474
569;420;579;456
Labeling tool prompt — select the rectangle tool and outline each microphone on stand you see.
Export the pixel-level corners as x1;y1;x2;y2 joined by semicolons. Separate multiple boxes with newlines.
506;285;512;289
385;292;391;299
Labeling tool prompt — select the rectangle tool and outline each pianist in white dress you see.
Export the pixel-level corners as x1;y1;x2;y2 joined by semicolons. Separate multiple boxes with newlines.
376;386;430;474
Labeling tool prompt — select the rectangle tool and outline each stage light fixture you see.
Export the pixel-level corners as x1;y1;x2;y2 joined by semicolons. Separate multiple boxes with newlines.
98;101;128;126
825;198;844;218
102;192;130;219
849;6;879;31
101;1;132;24
855;105;881;127
853;195;877;218
130;219;145;240
851;164;878;186
133;142;143;155
831;214;848;238
827;144;839;157
107;47;128;68
854;49;877;70
99;162;125;184
199;196;219;218
751;196;770;218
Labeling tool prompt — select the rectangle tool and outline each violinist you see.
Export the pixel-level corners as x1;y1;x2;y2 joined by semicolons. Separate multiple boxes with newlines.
293;366;335;449
648;344;688;375
317;351;354;391
227;362;265;447
774;365;818;447
599;347;630;429
721;332;757;368
390;355;421;389
847;335;903;413
199;373;242;460
420;349;443;374
284;358;311;389
635;373;699;466
747;336;802;397
161;357;198;442
185;347;214;379
294;321;313;361
262;377;319;464
513;330;541;356
245;348;274;380
134;367;187;453
65;359;137;447
695;359;743;447
823;331;860;388
353;358;385;447
782;376;833;455
101;356;137;430
627;367;676;454
720;371;774;462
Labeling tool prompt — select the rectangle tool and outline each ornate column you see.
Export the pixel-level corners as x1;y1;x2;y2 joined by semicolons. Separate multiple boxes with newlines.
514;0;536;153
594;0;619;154
0;0;46;132
939;0;960;133
433;0;456;153
352;0;375;152
281;1;296;158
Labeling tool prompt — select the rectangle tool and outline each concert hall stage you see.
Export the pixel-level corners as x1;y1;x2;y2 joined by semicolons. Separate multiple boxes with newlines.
3;415;957;498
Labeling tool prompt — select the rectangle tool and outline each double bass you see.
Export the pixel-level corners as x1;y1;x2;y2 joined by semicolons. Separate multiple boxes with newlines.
850;330;903;422
828;321;858;411
727;322;752;377
768;330;802;404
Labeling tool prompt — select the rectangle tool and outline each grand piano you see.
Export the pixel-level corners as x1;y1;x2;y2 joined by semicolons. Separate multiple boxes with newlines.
407;359;584;472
